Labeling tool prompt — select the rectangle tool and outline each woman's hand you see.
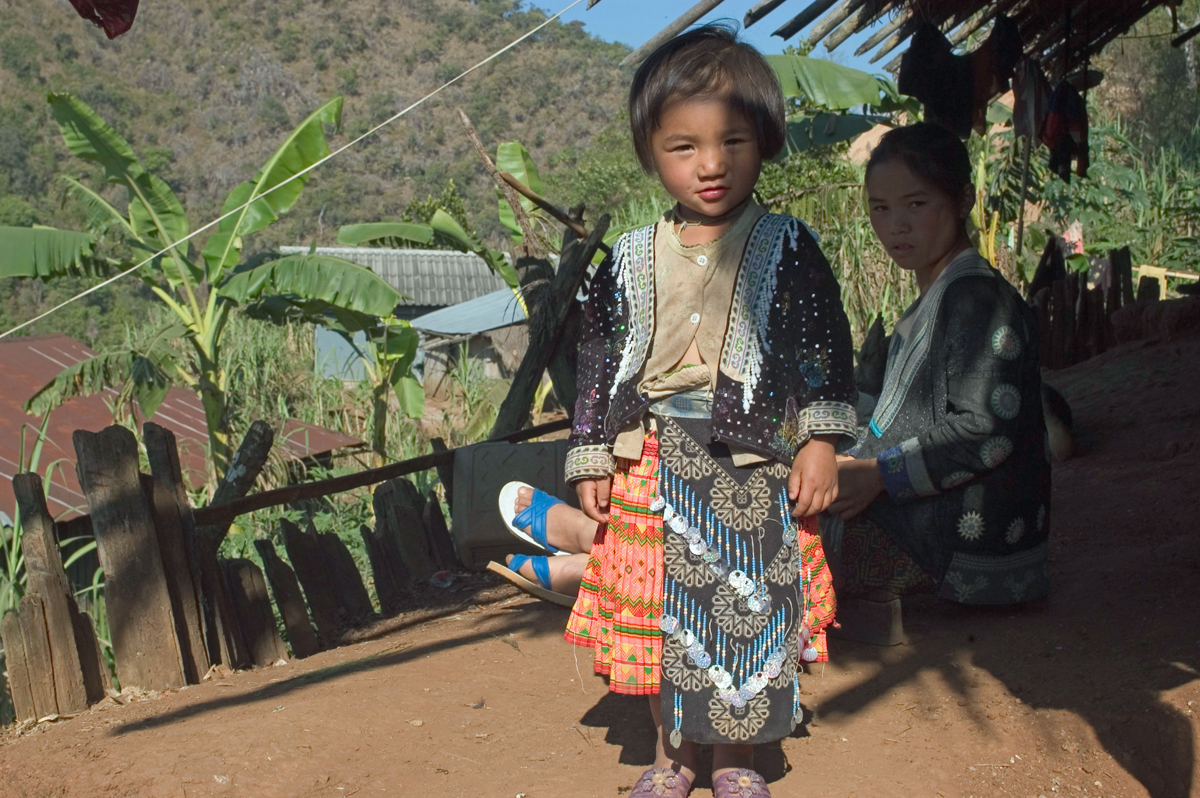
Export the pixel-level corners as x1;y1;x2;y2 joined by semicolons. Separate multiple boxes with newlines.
789;435;838;518
827;458;885;520
576;476;613;524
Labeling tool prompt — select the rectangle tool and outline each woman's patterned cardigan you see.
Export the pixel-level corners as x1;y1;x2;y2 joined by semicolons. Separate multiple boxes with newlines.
565;213;859;483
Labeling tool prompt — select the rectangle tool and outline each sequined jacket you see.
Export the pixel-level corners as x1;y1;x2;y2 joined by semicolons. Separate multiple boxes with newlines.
565;213;858;483
854;262;1051;605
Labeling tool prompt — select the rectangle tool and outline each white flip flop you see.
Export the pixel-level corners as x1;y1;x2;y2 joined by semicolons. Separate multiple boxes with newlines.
498;481;569;556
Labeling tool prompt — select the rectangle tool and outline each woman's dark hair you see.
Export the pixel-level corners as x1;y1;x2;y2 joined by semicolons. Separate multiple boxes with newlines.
628;24;786;173
865;122;973;208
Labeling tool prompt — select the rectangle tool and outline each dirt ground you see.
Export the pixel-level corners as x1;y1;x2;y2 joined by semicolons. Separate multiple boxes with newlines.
2;328;1199;798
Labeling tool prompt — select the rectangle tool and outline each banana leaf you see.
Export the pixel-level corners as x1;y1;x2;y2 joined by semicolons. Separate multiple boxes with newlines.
767;55;885;111
496;141;544;241
203;96;344;280
0;226;110;278
220;253;403;318
336;222;434;247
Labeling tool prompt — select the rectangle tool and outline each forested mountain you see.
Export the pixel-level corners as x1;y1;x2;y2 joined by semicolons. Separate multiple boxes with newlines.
0;0;631;241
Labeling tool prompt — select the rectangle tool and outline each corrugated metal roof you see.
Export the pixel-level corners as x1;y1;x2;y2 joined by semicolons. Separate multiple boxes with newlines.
0;334;362;522
279;246;509;308
410;289;528;337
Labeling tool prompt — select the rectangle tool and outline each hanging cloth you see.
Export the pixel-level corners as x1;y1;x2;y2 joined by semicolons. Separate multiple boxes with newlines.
1041;81;1089;181
1012;58;1052;140
899;15;1023;138
67;0;140;39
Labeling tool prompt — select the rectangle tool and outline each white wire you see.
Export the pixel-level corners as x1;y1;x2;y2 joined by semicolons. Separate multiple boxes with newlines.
0;0;587;340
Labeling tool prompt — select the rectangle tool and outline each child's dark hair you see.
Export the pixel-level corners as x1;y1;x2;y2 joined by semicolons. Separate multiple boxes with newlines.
628;24;786;173
865;122;973;207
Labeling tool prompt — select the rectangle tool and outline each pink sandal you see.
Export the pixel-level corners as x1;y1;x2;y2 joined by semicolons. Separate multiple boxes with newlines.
712;769;771;797
630;767;693;797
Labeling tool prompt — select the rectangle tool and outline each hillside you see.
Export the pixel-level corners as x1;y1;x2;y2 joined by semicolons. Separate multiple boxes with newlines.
0;0;631;245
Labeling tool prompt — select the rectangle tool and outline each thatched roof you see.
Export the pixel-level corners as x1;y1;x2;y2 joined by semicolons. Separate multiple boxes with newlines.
603;0;1175;78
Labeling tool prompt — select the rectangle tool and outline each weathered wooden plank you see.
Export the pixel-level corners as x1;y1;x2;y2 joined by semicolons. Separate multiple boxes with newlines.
374;479;436;583
1;610;37;721
1051;280;1069;369
200;420;275;554
1032;287;1052;369
281;519;342;645
1111;247;1135;307
17;595;57;718
68;601;111;701
423;497;458;572
316;528;374;624
13;473;87;713
429;438;454;508
1092;286;1110;356
142;423;209;684
221;559;287;667
253;539;320;658
73;425;185;691
359;523;408;617
1063;273;1079;366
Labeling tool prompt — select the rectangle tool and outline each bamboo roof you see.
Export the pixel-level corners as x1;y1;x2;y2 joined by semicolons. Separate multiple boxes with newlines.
604;0;1174;79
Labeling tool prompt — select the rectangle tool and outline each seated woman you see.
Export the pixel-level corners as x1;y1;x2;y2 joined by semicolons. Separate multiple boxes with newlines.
827;123;1050;617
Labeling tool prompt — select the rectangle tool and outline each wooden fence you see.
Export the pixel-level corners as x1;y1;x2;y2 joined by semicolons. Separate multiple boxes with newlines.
1;416;569;723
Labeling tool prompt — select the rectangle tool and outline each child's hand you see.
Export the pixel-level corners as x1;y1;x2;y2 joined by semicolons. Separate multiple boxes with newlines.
576;476;613;524
788;435;838;518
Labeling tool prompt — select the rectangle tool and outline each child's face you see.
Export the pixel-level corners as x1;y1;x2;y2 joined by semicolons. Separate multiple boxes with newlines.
866;159;972;274
650;97;761;219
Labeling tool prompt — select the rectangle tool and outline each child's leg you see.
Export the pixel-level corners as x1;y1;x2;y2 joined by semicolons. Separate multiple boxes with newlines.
712;743;754;777
648;695;697;779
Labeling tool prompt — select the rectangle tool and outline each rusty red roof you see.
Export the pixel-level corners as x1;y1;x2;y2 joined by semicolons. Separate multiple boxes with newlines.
0;333;362;522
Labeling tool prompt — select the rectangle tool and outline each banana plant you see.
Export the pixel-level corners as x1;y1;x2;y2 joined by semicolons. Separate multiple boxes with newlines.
2;93;404;482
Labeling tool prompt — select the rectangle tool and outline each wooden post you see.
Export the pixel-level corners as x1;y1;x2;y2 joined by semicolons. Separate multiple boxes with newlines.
68;603;111;702
1063;273;1079;366
423;496;458;571
73;426;186;692
221;559;287;667
374;478;436;583
359;523;409;617
490;216;610;440
199;421;275;554
1075;274;1092;361
1032;287;1052;368
281;519;343;645
1050;280;1069;369
316;526;375;624
13;474;87;713
1092;286;1110;356
17;594;57;718
429;438;455;508
1;611;37;721
1111;247;1135;307
253;540;320;658
1136;275;1161;302
142;423;210;683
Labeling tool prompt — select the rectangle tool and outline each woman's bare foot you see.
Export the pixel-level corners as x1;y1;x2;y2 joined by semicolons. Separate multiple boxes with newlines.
513;486;599;554
505;553;588;595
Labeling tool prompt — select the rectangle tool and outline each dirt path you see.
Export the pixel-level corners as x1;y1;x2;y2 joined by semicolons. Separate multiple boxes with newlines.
3;331;1199;798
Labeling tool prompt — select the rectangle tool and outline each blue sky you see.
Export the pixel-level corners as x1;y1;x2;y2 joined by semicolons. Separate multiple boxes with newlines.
552;0;889;75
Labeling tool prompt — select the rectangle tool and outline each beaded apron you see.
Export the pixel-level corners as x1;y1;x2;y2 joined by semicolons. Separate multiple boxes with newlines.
654;415;816;746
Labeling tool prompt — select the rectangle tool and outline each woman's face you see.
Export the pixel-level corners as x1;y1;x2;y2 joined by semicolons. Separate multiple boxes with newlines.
650;97;762;220
866;159;972;275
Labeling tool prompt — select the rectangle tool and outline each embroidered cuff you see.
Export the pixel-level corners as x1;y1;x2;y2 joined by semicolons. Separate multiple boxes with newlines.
877;437;938;503
565;445;615;484
788;400;858;453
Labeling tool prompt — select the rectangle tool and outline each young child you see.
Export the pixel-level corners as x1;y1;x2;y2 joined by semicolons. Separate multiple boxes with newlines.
564;26;858;797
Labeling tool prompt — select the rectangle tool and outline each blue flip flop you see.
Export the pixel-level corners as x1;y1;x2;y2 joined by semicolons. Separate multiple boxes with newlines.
487;556;575;608
499;481;567;555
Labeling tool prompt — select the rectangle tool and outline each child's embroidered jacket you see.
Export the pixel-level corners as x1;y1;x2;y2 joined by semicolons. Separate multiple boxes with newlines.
566;213;858;482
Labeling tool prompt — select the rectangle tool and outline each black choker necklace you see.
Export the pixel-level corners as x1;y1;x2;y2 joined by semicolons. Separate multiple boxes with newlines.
671;198;752;230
